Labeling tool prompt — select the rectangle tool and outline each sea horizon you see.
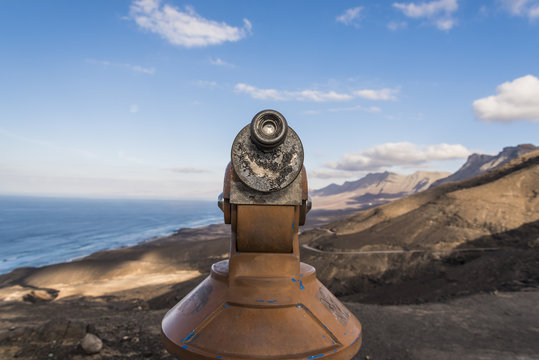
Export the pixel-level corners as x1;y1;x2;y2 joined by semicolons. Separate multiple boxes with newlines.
0;195;222;275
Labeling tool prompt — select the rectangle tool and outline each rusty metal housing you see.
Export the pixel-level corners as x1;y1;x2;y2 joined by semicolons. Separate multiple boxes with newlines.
162;110;362;359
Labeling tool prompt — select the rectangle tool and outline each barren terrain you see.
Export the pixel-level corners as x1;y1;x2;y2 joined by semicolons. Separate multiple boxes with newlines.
1;150;538;359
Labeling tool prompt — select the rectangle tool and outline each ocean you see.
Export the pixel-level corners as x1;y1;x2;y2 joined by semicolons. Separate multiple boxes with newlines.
0;196;222;275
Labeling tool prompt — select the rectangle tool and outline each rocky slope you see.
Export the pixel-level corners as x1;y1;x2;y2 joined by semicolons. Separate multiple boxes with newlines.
430;144;537;188
302;149;539;302
311;170;449;210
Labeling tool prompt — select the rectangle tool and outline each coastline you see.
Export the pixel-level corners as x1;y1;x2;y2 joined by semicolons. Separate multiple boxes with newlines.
0;196;222;275
1;206;538;359
0;208;355;302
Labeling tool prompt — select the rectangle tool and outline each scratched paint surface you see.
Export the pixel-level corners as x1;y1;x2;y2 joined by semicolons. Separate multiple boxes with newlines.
189;304;337;356
317;286;350;326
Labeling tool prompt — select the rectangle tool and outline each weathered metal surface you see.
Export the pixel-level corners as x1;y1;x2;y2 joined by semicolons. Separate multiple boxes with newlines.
229;170;303;205
162;109;361;360
231;125;304;193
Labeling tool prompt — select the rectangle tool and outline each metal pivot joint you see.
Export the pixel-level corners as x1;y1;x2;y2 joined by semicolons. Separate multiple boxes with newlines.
162;110;362;360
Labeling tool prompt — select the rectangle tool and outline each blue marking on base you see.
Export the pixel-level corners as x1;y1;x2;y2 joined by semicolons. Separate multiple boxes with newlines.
256;300;264;303
299;280;305;290
181;331;195;343
291;278;297;282
216;356;222;359
267;300;277;303
181;345;188;349
307;354;325;359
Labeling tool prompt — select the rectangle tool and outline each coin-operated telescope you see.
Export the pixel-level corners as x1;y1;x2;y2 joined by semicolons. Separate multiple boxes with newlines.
162;110;362;359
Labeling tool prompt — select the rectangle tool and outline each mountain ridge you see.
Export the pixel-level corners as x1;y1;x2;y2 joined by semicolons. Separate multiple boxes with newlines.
430;143;538;188
311;170;450;210
311;143;537;211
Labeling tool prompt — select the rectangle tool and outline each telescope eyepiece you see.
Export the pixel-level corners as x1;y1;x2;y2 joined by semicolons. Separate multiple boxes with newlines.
250;110;288;151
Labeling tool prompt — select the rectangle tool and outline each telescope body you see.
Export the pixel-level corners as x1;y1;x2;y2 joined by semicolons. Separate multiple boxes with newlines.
162;110;362;359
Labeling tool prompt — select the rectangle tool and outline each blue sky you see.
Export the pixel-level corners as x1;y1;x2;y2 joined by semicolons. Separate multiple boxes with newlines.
0;0;538;199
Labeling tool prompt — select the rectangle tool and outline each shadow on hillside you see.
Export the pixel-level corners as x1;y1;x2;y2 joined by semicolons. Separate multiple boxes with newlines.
313;220;539;305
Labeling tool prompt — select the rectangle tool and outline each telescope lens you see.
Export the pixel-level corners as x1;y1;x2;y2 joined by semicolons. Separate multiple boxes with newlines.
250;110;288;151
262;121;276;136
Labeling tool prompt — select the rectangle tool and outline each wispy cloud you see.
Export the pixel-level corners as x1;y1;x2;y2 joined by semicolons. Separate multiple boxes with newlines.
336;7;363;27
328;105;382;113
473;74;539;122
87;59;155;75
393;0;459;30
302;110;320;115
117;150;145;165
500;0;539;19
128;64;156;74
326;142;470;172
353;88;399;100
209;57;234;67
193;80;218;88
169;167;212;174
0;127;96;159
129;0;252;47
235;83;399;102
309;168;361;180
387;20;408;30
129;104;139;113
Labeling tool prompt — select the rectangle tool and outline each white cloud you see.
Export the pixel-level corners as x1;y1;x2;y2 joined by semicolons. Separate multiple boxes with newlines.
302;110;320;115
297;89;354;102
309;168;359;179
328;105;382;113
235;83;287;101
354;88;399;100
501;0;539;19
129;0;252;47
473;74;539;122
387;21;408;30
235;83;399;102
128;64;156;74
129;104;139;113
87;59;155;75
393;0;458;30
327;142;470;171
193;80;218;88
209;57;234;67
336;7;363;27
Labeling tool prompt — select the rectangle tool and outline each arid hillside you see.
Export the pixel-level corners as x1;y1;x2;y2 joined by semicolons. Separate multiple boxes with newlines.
302;149;539;303
431;143;538;188
311;170;449;210
1;151;538;360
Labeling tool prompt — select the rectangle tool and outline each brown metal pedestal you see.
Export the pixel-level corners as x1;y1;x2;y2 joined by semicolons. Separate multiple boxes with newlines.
162;258;361;360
